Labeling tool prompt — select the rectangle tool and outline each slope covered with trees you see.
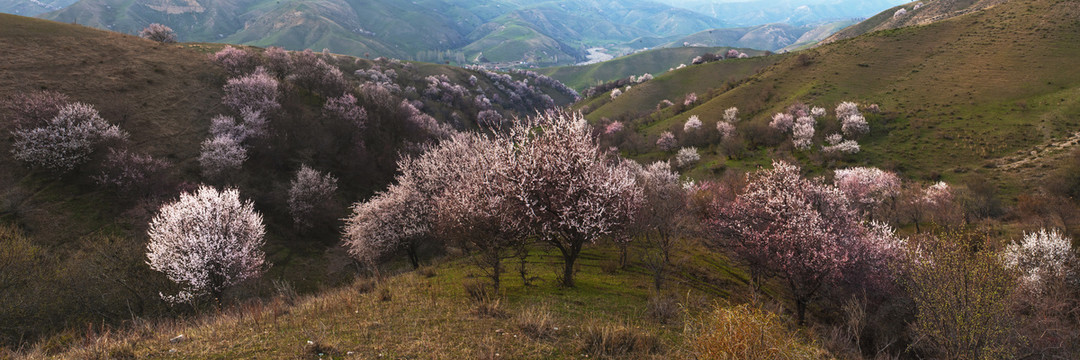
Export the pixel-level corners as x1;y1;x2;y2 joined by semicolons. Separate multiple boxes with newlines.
0;13;576;347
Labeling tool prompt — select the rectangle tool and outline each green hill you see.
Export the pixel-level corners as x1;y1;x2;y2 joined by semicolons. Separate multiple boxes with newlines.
538;46;768;92
584;0;1080;190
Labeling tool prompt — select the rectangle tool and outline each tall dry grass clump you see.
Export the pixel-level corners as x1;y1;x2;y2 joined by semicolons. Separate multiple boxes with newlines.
685;303;827;359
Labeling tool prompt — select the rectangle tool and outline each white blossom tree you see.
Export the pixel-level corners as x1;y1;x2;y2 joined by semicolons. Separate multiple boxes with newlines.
834;167;900;219
146;186;266;304
11;102;128;173
222;67;280;114
139;23;177;43
792;116;816;150
716;121;736;140
343;177;433;273
723;107;739;123
287;165;338;228
769;112;794;132
631;161;696;289
1003;229;1076;292
657;131;677;151
676;147;701;169
198;134;247;177
684;115;703;133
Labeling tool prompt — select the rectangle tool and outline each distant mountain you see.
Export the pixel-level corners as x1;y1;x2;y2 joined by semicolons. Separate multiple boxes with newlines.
660;20;857;52
40;0;728;65
653;0;909;26
0;0;77;16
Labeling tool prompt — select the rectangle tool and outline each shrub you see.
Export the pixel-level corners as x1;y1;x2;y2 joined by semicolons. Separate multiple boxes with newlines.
675;147;700;168
138;23;177;43
198;134;247;177
222;67;279;114
210;46;254;75
580;322;662;358
516;306;558;340
656;131;677;152
94;148;170;194
146;186;266;303
3;90;71;129
686;304;826;359
900;232;1017;359
287;165;338;227
11;102;128;173
1003;228;1076;292
646;295;681;324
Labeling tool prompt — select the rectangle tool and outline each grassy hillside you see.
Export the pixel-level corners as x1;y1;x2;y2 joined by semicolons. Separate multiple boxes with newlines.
0;13;578;348
584;0;1080;190
31;244;827;359
538;46;758;91
821;0;1008;45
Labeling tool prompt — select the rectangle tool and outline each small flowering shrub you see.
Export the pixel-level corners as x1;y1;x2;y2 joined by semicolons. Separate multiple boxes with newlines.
222;67;280;114
11;102;128;173
146;186;266;303
139;23;177;43
198;134;247;177
656;131;677;151
287;165;338;227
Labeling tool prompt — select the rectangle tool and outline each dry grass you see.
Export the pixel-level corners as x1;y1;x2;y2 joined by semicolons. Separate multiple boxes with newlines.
515;305;558;340
578;322;664;359
685;303;830;359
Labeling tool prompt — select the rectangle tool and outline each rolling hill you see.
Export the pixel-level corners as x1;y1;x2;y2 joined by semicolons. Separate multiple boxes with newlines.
663;21;859;52
0;12;576;347
584;0;1080;191
655;0;909;26
538;46;768;92
38;0;728;66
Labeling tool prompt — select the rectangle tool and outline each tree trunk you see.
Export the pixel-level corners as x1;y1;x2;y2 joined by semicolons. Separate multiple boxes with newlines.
561;253;578;287
407;244;420;269
796;297;807;326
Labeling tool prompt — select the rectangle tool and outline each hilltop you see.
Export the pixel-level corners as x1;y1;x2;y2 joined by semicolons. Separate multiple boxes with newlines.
583;0;1080;190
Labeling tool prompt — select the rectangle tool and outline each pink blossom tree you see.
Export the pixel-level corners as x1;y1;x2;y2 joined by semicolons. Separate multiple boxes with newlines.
834;167;900;220
725;49;741;59
198;134;247;177
506;111;641;287
684;92;698;106
139;23;177;43
706;161;867;324
323;94;367;129
716;121;736;140
610;88;622;100
94;148;171;194
3;90;71;128
146;186;266;304
343;177;432;273
657;131;677;151
769;113;794;132
287;165;338;228
222;67;280;114
210;46;255;75
11;102;128;173
605;121;625;135
723;107;739;123
675;147;701;169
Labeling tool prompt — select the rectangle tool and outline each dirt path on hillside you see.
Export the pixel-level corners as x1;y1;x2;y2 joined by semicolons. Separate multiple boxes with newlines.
994;131;1080;179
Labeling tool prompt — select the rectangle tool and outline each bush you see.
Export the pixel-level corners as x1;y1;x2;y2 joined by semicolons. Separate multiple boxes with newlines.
287;165;338;227
516;306;558;340
11;102;128;173
646;295;680;325
685;304;826;359
138;23;177;43
198;134;247;178
899;232;1017;359
3;90;70;129
210;46;254;75
94;148;171;195
579;322;662;358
